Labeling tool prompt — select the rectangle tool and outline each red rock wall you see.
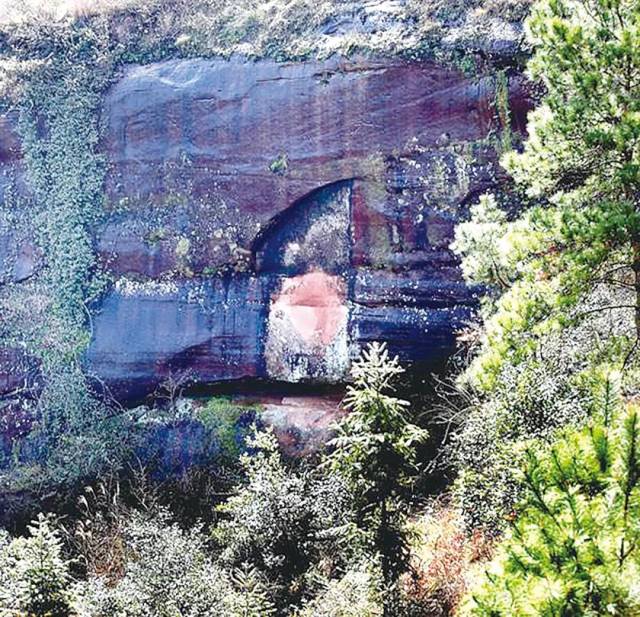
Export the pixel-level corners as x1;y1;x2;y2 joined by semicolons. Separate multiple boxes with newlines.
0;55;533;401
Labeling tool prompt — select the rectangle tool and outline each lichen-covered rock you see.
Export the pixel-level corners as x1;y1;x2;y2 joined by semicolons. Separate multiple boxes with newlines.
0;54;532;401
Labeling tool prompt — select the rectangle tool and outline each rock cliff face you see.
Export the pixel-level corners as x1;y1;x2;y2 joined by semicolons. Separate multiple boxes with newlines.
0;55;532;402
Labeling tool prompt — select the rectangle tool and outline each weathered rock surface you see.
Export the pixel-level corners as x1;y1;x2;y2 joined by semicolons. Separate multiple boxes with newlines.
1;55;533;401
248;393;346;457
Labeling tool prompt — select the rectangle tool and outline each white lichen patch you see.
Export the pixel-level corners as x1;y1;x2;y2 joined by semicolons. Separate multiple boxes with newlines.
115;277;179;297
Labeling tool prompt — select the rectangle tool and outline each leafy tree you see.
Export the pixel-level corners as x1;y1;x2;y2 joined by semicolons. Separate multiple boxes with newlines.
295;565;384;617
455;0;640;391
79;510;236;617
462;371;640;616
325;343;428;613
0;514;76;617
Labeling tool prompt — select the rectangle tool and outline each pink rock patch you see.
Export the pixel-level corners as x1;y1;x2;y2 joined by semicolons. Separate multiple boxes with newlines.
265;270;350;382
234;393;346;456
271;271;347;345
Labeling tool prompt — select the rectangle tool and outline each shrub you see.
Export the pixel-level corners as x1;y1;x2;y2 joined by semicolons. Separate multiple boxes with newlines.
79;510;234;616
226;562;277;617
197;395;258;460
450;296;634;531
408;503;493;616
295;565;384;617
213;426;351;607
214;427;313;579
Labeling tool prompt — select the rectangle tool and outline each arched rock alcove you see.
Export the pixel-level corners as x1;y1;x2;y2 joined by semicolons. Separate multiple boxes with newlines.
253;181;353;382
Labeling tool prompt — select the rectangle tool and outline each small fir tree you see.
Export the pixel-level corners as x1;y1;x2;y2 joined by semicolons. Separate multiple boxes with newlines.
228;562;277;617
325;343;428;614
0;514;75;617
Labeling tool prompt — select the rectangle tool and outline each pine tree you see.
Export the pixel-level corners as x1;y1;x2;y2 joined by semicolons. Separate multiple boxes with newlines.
462;372;640;616
454;0;640;390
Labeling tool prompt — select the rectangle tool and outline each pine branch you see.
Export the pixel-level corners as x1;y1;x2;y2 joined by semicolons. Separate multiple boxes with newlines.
618;407;640;567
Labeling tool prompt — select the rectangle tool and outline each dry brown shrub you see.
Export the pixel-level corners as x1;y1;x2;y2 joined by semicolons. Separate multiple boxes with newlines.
65;468;161;584
405;501;494;616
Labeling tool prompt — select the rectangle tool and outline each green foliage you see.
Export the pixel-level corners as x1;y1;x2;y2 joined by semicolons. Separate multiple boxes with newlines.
455;0;640;391
198;396;258;459
0;2;125;496
494;70;513;152
31;368;135;486
451;315;636;530
295;565;384;617
451;0;640;532
462;373;640;616
213;426;311;579
269;152;289;176
452;352;593;530
227;562;277;617
0;345;431;617
79;510;237;616
452;193;516;290
0;514;76;617
325;343;429;604
513;0;640;198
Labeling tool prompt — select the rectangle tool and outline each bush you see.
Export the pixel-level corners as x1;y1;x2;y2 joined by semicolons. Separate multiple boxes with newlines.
197;395;258;460
213;426;352;607
79;510;235;616
295;565;384;617
408;503;493;616
461;374;640;615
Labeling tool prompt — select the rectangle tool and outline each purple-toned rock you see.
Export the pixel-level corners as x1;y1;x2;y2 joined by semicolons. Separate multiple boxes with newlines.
87;276;269;400
2;55;534;401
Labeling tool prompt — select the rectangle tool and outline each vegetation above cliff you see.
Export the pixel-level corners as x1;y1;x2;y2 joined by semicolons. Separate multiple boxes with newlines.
0;0;531;64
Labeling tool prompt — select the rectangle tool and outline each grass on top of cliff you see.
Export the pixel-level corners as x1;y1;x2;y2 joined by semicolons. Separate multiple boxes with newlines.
0;0;532;65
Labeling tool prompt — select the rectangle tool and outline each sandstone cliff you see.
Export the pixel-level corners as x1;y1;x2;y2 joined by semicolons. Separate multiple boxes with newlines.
0;1;533;406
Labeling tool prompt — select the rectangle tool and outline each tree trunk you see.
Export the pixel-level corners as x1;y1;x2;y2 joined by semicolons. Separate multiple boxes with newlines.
380;499;392;617
633;240;640;344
